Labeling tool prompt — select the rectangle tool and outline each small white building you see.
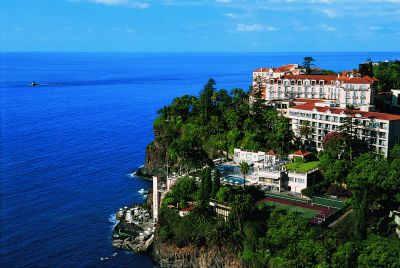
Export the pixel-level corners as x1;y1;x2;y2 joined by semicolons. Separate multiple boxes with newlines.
233;148;279;167
178;205;195;217
254;167;320;193
287;170;319;193
256;170;285;192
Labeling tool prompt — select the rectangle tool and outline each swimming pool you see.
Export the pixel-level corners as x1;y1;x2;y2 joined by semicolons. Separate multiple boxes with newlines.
224;176;249;185
218;164;241;175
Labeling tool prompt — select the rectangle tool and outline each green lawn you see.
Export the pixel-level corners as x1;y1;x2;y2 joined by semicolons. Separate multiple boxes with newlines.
285;161;320;173
265;201;320;219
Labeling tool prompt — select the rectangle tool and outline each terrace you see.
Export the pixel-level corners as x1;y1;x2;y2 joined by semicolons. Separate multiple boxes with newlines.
285;161;320;173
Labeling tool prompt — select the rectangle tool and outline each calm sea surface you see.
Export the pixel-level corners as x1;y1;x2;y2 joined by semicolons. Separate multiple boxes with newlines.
1;52;400;267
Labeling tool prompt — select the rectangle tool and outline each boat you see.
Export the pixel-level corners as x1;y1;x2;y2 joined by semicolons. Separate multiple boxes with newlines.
100;257;109;262
30;81;39;86
111;253;118;258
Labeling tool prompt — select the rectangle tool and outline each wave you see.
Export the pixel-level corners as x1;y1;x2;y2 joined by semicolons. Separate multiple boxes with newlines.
127;172;136;178
138;188;149;195
108;213;119;229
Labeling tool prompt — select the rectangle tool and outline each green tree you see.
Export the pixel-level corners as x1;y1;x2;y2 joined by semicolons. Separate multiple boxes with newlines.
357;236;400;267
211;167;221;198
200;167;212;204
302;56;316;74
300;120;312;146
240;161;249;188
331;242;360;268
171;176;197;205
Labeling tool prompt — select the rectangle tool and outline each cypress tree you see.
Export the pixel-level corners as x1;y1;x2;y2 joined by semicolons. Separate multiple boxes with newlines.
211;167;221;198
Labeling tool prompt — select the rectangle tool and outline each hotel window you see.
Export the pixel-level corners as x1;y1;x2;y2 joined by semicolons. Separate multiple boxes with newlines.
246;153;251;160
297;80;302;85
311;80;316;86
298;178;305;184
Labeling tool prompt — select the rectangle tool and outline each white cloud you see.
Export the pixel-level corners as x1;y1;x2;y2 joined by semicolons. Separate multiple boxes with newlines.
236;24;263;32
236;24;276;32
309;0;334;3
14;27;27;32
320;24;337;32
265;26;277;31
112;27;136;33
369;26;382;31
320;8;338;18
224;13;238;19
293;25;309;31
69;0;149;9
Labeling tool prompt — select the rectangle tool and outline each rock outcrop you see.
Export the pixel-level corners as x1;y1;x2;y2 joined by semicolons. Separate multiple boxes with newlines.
139;139;167;178
152;235;246;268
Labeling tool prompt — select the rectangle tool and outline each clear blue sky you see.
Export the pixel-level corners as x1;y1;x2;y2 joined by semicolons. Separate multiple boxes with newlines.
1;0;400;52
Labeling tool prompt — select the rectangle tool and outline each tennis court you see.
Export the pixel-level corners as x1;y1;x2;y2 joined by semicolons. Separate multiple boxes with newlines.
258;197;337;222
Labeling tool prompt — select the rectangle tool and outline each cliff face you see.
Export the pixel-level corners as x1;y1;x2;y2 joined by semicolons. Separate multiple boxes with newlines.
152;235;246;268
140;139;167;178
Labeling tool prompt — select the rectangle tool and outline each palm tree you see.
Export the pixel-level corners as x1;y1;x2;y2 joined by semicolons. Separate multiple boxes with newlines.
240;161;249;188
300;120;312;147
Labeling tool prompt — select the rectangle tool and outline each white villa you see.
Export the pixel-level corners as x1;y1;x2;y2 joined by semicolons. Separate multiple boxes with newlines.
233;148;279;168
254;165;319;193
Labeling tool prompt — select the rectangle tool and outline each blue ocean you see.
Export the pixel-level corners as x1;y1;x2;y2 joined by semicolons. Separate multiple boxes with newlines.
1;52;400;267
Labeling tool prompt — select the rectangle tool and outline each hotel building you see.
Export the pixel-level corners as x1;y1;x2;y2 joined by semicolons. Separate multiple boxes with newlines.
288;101;400;156
252;65;376;110
252;63;400;157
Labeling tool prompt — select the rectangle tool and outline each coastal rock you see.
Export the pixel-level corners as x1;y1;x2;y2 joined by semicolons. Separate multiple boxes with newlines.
140;140;167;178
152;235;246;268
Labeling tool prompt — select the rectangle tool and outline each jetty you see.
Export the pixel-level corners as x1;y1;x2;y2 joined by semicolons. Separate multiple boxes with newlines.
112;205;155;253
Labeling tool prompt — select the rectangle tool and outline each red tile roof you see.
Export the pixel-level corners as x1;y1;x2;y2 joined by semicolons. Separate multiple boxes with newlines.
180;205;195;212
254;67;271;72
293;98;325;104
266;150;278;156
290;150;312;156
341;76;375;84
290;103;400;121
283;74;338;83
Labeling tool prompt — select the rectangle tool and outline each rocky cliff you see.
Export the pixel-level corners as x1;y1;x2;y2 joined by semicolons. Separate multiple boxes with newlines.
152;235;246;268
139;126;168;178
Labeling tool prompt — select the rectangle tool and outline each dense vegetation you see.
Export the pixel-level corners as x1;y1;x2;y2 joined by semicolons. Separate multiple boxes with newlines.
158;143;400;267
370;59;400;92
148;79;293;176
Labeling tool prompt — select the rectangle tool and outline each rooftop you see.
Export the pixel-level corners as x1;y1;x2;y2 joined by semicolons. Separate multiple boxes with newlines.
290;102;400;121
285;161;320;173
290;150;312;157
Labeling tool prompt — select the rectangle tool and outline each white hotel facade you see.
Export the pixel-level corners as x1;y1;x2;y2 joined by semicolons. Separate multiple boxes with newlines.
288;101;400;156
253;65;376;110
252;64;400;157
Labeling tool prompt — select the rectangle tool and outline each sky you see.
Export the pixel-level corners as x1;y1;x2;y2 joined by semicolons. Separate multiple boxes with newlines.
1;0;400;52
